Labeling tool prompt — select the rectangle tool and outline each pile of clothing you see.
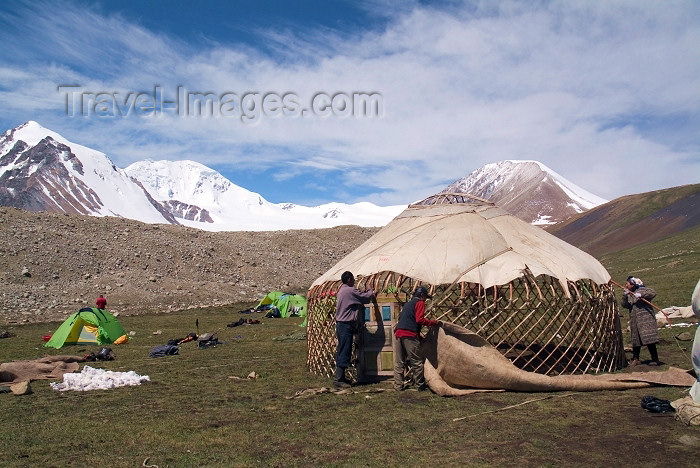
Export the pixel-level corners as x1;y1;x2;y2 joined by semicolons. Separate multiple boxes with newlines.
227;318;261;327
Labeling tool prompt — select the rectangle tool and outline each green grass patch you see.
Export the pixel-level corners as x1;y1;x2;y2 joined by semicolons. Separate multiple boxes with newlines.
1;303;698;467
600;225;699;307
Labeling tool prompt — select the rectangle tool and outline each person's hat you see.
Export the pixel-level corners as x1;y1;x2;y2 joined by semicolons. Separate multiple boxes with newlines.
414;286;432;298
626;276;644;288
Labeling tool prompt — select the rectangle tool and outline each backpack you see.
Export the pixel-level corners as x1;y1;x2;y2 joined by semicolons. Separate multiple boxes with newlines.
96;347;115;361
198;332;221;348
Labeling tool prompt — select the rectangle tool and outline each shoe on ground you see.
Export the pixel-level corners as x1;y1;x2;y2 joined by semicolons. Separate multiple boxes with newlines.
647;360;662;366
405;384;429;392
333;380;351;389
629;359;641;367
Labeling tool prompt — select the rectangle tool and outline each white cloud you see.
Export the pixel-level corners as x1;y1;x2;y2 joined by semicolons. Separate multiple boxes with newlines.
0;0;698;205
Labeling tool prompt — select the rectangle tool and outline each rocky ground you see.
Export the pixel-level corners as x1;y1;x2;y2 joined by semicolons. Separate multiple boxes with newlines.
0;207;377;325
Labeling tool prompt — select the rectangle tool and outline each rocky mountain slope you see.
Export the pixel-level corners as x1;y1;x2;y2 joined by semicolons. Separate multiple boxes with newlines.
0;121;176;224
546;183;700;256
3;183;697;326
0;207;377;325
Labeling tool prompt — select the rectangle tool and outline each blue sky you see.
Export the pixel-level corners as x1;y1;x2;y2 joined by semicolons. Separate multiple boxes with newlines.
1;0;698;205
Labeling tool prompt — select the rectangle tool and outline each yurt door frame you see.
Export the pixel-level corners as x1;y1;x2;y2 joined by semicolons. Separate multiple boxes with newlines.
357;294;400;382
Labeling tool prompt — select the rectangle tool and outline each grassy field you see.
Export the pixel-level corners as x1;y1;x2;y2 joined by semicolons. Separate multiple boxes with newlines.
1;303;698;468
600;225;699;308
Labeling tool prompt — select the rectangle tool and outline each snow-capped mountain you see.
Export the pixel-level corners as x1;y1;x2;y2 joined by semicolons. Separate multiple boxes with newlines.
0;121;404;231
125;159;280;227
0;121;176;224
0;122;606;231
441;160;607;224
125;159;405;231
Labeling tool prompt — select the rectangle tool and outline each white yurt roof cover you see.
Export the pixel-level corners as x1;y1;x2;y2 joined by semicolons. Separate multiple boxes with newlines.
312;195;610;295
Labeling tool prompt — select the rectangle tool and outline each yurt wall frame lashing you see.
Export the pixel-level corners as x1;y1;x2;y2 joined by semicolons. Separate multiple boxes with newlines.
306;270;626;379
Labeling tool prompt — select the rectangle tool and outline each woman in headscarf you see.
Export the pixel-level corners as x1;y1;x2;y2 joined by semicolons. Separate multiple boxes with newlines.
621;276;661;366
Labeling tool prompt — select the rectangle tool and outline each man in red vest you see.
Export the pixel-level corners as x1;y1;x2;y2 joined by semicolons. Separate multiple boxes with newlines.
393;286;441;391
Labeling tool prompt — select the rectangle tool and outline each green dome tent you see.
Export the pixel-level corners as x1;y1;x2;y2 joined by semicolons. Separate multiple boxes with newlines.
255;291;286;308
255;291;307;318
45;308;127;348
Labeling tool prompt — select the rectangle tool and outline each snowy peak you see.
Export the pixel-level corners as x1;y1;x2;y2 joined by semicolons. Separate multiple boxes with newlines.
0;124;606;231
125;159;286;229
0;122;405;232
0;121;177;224
1;120;67;150
125;159;272;213
126;159;406;231
442;160;607;224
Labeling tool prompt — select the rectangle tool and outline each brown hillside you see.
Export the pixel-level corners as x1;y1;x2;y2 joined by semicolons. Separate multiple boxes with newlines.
546;184;700;256
0;207;377;325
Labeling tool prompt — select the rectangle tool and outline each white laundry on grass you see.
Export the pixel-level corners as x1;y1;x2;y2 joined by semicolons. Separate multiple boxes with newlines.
50;365;150;391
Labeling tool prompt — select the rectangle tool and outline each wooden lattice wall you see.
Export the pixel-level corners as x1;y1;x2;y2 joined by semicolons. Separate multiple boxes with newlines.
306;271;626;378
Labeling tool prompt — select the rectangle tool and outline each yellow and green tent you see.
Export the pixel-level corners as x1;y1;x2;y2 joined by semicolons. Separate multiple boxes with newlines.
255;291;307;318
45;308;127;348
